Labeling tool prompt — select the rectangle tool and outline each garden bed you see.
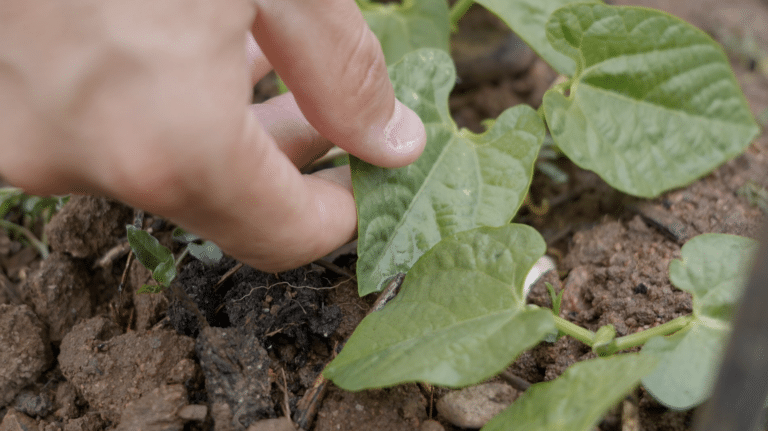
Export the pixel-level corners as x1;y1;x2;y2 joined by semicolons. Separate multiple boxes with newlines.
1;0;767;430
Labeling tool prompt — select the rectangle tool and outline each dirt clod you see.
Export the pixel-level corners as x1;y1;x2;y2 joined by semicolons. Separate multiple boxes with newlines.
62;414;107;431
59;317;196;422
0;272;11;305
54;381;79;420
245;418;297;431
21;251;94;343
0;409;38;431
196;326;273;430
115;384;187;431
0;304;51;407
44;196;133;259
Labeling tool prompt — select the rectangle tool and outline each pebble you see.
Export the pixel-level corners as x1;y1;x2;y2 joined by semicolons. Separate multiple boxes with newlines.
178;404;208;422
436;383;516;429
14;390;53;418
419;419;445;431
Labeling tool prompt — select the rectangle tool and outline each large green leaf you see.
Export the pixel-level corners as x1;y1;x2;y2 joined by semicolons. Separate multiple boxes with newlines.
542;4;759;198
483;354;656;430
473;0;599;76
353;49;545;295
642;234;757;409
359;0;450;65
483;354;656;431
324;224;555;390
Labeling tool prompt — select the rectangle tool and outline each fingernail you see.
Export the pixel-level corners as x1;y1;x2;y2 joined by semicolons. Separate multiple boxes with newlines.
383;100;427;159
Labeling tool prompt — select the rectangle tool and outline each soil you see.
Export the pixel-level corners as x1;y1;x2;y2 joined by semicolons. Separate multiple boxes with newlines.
1;0;768;430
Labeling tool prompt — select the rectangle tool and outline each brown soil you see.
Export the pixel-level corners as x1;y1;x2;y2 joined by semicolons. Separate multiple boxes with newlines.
1;0;767;430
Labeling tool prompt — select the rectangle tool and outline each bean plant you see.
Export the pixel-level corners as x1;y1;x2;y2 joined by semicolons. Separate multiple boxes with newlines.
123;0;761;427
322;0;761;429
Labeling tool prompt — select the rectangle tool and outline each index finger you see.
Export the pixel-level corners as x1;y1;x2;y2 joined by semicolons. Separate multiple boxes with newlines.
251;0;426;168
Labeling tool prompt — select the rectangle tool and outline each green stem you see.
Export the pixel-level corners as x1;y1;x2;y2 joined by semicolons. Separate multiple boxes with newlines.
175;247;190;268
449;0;474;29
554;315;595;346
0;219;49;259
613;315;694;351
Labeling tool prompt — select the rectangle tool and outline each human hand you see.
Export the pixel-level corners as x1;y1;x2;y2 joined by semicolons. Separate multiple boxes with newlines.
0;0;426;272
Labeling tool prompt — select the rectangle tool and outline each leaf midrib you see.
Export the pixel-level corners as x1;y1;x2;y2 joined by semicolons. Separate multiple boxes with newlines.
341;307;522;363
368;128;481;288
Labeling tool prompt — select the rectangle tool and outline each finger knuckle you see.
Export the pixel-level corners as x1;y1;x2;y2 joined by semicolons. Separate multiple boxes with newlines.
340;26;390;115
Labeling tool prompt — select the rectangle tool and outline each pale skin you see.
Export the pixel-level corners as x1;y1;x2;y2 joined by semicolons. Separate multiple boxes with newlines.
0;0;427;272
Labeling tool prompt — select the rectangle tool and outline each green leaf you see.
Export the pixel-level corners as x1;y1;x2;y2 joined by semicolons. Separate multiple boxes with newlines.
324;224;555;390
171;227;199;244
473;0;599;75
641;234;758;409
172;227;223;265
152;258;177;286
126;225;176;287
187;241;223;265
353;49;545;295
0;187;24;218
482;354;657;431
137;284;164;294
542;3;759;198
360;0;450;65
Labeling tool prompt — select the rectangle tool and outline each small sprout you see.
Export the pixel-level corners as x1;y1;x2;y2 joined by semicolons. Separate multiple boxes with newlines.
126;225;176;288
545;281;564;316
127;225;223;294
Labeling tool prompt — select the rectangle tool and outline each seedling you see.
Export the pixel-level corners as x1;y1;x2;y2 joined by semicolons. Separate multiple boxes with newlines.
126;225;222;294
0;186;68;258
545;281;563;317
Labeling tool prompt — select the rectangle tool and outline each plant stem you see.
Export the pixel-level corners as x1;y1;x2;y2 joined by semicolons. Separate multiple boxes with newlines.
553;315;595;346
449;0;474;29
0;219;49;259
175;247;190;268
613;315;694;351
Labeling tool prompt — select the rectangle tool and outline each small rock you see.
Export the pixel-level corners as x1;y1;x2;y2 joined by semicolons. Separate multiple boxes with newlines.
245;418;297;431
419;420;445;431
0;304;51;407
178;404;208;422
116;385;187;431
436;383;516;429
44;195;133;258
21;252;93;343
14;390;53;418
0;409;38;431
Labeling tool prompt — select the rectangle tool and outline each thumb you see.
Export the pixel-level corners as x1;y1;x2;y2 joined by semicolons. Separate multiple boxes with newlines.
251;0;426;168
